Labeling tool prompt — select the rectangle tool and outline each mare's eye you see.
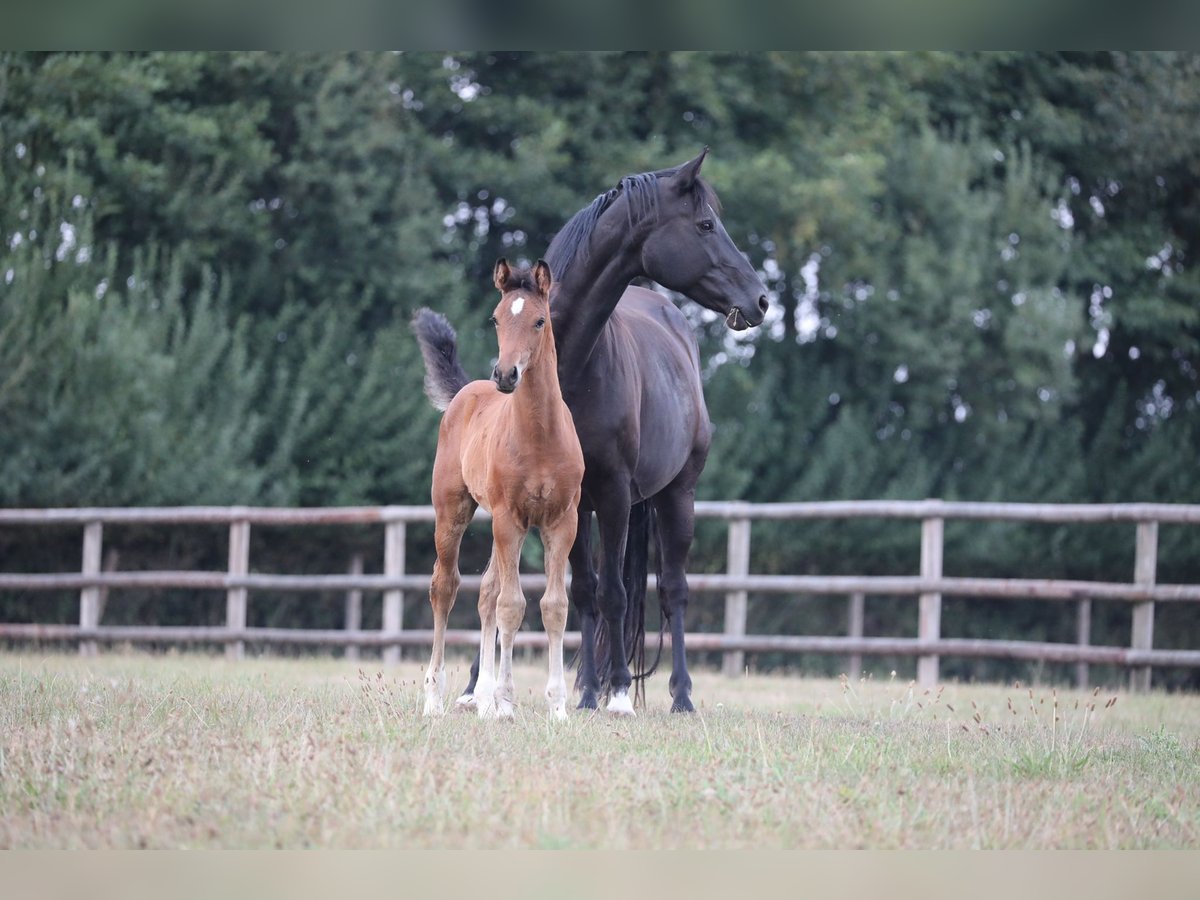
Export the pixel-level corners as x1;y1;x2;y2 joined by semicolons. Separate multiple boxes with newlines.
488;315;498;327
534;318;545;329
699;219;715;233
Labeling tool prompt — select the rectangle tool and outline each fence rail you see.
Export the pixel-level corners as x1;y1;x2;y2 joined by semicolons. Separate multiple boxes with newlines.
2;501;1199;690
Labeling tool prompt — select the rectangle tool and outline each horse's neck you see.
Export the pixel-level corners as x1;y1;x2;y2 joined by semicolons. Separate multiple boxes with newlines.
551;218;644;392
509;343;570;442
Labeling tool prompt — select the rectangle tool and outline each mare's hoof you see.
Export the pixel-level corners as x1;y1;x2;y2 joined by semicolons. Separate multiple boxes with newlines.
455;692;477;711
607;692;636;717
670;695;696;714
577;691;599;711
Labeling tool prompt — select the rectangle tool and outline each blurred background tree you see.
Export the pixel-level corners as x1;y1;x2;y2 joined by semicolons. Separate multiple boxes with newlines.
2;52;1197;684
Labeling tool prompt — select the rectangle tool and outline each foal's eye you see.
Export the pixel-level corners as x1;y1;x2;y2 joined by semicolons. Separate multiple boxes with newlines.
699;219;715;233
534;318;545;330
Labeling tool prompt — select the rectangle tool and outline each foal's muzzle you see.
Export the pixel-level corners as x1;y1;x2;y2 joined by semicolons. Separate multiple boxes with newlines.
492;365;519;393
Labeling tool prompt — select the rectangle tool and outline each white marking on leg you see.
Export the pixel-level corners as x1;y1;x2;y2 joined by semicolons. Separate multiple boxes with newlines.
607;690;635;717
509;295;525;316
422;664;446;717
475;669;498;719
455;691;477;710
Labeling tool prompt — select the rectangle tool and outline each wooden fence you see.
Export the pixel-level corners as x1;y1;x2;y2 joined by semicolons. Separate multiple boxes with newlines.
3;501;1200;691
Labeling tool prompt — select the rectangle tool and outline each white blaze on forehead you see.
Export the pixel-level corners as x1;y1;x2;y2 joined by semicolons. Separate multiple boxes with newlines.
509;295;525;316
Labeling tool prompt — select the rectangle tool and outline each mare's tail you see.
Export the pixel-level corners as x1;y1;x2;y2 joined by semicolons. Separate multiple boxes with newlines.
411;308;471;411
592;500;666;708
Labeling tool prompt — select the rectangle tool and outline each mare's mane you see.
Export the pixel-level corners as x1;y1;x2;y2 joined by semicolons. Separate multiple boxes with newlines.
545;167;721;285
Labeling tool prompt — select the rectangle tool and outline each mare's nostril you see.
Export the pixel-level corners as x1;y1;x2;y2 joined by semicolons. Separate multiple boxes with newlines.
758;295;769;314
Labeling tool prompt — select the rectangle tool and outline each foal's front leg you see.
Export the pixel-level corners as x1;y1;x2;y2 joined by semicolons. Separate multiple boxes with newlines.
481;513;525;719
541;511;578;721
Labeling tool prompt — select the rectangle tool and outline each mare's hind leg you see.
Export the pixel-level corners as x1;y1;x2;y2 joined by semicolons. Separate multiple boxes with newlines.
424;490;476;716
541;509;578;721
651;460;706;713
482;513;526;719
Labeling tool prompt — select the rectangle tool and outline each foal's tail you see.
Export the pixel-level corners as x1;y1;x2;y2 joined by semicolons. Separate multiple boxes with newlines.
411;308;471;411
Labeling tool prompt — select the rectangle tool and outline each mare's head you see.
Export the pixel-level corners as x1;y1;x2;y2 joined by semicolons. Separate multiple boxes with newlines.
639;149;768;331
490;258;554;394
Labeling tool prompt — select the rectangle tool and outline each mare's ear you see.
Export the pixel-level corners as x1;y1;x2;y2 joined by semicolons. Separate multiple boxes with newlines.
493;258;510;292
672;147;709;194
533;259;553;298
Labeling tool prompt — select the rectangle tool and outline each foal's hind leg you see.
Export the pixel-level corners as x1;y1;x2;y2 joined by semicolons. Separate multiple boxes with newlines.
541;510;578;721
424;491;476;716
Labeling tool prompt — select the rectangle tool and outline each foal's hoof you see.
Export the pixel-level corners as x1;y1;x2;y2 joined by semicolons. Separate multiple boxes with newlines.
606;691;636;717
422;698;445;717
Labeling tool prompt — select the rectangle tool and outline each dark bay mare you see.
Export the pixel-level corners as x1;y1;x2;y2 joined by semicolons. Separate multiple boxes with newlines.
435;150;767;714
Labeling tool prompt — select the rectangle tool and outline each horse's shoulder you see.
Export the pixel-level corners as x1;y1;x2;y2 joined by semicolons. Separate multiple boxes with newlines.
615;285;690;331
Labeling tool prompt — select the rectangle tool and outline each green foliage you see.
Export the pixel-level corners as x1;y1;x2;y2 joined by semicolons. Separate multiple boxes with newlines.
2;52;1198;680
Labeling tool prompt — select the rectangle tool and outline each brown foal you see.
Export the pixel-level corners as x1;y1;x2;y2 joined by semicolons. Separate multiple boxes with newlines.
421;259;584;719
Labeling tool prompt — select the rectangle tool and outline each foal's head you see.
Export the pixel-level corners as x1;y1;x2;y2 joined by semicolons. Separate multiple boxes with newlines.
489;258;554;394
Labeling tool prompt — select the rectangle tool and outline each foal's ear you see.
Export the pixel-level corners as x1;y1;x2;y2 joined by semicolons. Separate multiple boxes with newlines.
533;259;553;298
672;146;709;193
493;258;511;292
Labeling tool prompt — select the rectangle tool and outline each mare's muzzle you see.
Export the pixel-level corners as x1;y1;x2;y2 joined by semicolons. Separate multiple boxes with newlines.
725;295;769;332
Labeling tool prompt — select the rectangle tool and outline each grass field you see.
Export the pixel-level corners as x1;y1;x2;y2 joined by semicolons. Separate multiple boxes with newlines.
1;651;1196;849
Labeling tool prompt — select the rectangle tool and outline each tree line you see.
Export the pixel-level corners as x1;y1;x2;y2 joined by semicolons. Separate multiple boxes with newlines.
2;52;1197;685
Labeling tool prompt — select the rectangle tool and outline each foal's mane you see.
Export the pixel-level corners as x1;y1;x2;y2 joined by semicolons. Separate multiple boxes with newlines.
545;166;721;284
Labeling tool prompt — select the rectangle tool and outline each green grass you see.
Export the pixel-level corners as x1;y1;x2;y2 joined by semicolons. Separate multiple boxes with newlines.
1;651;1197;849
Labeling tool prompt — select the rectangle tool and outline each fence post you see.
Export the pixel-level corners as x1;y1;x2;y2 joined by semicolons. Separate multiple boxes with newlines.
225;520;250;661
847;592;865;681
917;515;944;688
345;553;364;662
383;521;406;666
722;517;751;677
1075;598;1091;689
79;522;102;657
1130;521;1158;692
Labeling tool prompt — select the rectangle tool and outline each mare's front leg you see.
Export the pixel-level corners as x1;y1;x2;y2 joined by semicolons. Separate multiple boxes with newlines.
455;567;494;711
568;504;600;710
595;482;635;716
424;491;476;716
541;509;578;721
456;649;482;709
463;556;499;713
481;512;526;719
